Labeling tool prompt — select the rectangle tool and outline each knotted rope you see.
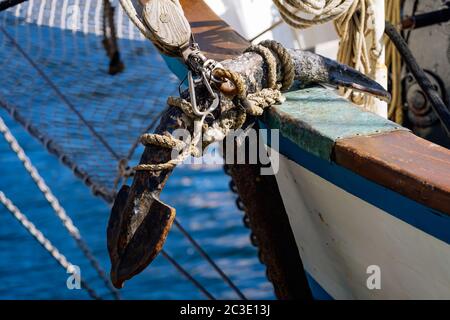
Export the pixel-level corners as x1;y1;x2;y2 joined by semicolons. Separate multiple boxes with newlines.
0;116;120;300
129;40;294;173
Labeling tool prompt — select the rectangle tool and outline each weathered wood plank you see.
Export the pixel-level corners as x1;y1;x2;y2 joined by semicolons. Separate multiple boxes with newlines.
333;131;450;215
179;0;248;60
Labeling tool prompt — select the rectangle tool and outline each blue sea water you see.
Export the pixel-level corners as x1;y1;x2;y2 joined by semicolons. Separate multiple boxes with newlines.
0;113;274;300
0;4;275;300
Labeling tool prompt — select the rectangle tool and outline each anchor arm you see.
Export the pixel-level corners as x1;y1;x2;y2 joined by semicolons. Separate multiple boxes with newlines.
221;49;390;101
107;106;184;289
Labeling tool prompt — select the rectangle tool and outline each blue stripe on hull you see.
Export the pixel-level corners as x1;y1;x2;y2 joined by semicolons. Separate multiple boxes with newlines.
305;272;334;300
261;121;450;245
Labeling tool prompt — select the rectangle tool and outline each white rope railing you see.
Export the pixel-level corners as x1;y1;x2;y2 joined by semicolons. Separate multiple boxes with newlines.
0;116;120;300
0;190;101;300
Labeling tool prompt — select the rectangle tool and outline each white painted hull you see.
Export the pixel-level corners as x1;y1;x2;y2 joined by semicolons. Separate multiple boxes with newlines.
270;148;450;299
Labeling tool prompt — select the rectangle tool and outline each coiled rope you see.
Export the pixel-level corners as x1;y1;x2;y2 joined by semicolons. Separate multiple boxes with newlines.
0;191;101;300
272;0;379;105
0;116;120;300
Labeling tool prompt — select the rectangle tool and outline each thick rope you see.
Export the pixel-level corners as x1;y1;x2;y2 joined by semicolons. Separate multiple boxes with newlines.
260;40;296;91
133;97;206;172
245;45;279;89
384;0;403;124
0;191;101;300
0;116;120;300
212;68;248;99
273;0;355;28
272;0;378;106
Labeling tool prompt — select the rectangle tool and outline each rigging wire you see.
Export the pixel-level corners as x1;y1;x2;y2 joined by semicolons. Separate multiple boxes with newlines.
0;116;121;300
161;251;215;300
0;108;216;300
385;21;450;137
0;21;243;299
0;190;102;300
173;220;247;300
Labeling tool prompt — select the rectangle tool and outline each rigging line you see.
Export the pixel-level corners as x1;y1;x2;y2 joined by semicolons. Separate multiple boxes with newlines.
173;219;247;300
405;0;419;44
249;9;301;43
0;116;121;300
1;13;242;299
0;190;102;300
161;250;215;300
0;97;115;203
0;26;122;161
385;21;450;137
1;102;217;301
0;0;27;12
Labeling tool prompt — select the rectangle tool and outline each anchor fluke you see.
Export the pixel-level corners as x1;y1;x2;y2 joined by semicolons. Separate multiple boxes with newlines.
107;185;176;289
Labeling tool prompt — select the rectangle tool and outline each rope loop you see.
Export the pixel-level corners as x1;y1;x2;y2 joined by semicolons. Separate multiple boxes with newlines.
273;0;355;29
245;45;278;89
259;40;295;91
212;68;247;98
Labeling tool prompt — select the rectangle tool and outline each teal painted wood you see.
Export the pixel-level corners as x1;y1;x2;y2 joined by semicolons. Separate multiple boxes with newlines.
263;86;408;161
162;55;188;80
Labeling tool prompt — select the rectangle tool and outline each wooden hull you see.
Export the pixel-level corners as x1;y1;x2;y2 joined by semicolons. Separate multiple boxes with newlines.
262;89;450;299
131;0;450;299
268;147;450;299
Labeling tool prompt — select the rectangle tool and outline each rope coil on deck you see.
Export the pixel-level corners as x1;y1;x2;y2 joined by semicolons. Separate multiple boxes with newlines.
273;0;355;28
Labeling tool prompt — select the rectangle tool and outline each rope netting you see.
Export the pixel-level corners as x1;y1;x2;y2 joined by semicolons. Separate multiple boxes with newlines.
0;0;176;201
0;0;251;300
